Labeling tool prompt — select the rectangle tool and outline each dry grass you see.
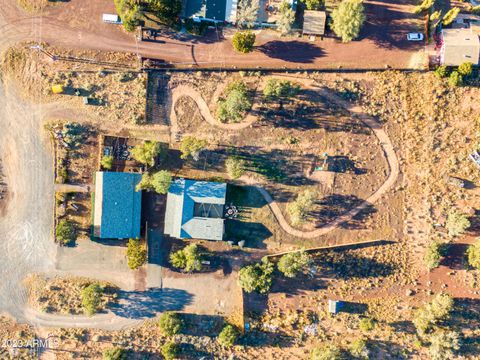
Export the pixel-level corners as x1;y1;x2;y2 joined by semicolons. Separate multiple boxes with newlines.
2;44;145;126
16;0;52;13
24;274;119;315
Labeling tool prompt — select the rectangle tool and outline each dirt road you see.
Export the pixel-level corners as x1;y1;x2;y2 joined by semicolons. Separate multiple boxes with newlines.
0;0;422;69
0;82;57;320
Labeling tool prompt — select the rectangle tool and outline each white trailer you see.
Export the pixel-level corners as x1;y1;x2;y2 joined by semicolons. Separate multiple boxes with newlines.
102;14;122;24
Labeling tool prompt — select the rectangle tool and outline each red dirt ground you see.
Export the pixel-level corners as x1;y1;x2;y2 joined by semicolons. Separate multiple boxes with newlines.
1;0;423;69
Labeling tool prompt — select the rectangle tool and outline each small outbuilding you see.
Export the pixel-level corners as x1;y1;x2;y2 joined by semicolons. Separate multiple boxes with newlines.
302;10;327;36
164;179;227;241
92;171;142;239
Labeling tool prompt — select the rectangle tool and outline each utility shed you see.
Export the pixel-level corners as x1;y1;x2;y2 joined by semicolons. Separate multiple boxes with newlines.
303;10;327;35
93;172;142;239
440;28;480;66
164;179;226;241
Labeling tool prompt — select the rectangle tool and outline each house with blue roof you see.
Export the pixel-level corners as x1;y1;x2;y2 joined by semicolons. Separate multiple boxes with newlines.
182;0;238;22
164;179;227;241
92;171;142;239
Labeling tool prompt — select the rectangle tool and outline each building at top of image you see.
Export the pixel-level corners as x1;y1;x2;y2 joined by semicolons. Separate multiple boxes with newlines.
440;28;480;66
164;179;227;241
92;171;142;239
439;14;480;66
182;0;238;22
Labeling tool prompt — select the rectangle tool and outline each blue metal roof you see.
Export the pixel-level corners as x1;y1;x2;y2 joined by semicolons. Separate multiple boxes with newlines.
94;172;142;239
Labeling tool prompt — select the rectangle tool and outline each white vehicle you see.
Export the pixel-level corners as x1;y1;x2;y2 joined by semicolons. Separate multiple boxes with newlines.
102;14;122;24
407;33;424;41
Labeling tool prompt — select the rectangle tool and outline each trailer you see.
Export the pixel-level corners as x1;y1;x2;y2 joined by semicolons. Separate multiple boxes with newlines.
102;14;122;24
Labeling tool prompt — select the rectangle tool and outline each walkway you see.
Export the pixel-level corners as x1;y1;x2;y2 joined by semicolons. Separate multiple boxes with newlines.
169;76;400;239
54;183;90;193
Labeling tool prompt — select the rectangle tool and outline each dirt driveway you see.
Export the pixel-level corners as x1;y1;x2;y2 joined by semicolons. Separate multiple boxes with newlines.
0;0;423;69
0;83;57;320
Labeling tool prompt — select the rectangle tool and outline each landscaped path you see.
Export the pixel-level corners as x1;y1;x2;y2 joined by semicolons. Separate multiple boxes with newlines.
170;76;400;239
169;83;261;137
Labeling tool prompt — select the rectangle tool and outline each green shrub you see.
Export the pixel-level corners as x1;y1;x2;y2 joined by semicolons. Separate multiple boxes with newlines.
103;347;127;360
448;71;463;87
169;244;203;272
225;156;246;179
358;317;375;332
311;345;343;360
238;257;274;294
458;61;473;76
126;238;147;270
442;7;460;26
303;0;322;10
263;79;300;100
62;122;87;148
428;329;460;360
287;190;317;226
131;141;161;167
349;338;369;359
467;239;480;269
446;211;470;236
332;0;366;42
218;324;240;347
159;312;183;336
81;283;103;316
413;292;454;336
216;81;252;123
100;155;114;170
136;171;172;194
277;1;295;35
277;250;312;278
161;342;180;360
424;242;447;270
232;31;256;53
434;65;448;78
413;0;434;13
56;219;76;245
180;136;207;160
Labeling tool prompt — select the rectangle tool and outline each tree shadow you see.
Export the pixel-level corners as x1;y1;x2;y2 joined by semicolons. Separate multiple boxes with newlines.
338;202;377;230
180;314;225;337
450;298;480;356
358;0;421;51
258;41;325;63
368;339;414;359
318;252;395;280
311;194;371;227
225;220;272;249
389;320;416;335
110;288;193;319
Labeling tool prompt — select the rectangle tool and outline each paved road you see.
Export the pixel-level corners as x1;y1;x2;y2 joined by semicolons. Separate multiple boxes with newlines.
0;0;422;69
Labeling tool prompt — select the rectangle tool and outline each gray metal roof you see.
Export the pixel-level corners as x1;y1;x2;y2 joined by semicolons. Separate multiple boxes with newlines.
164;179;226;241
441;28;480;66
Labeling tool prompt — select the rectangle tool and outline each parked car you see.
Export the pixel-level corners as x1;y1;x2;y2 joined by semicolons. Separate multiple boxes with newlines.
407;33;424;41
